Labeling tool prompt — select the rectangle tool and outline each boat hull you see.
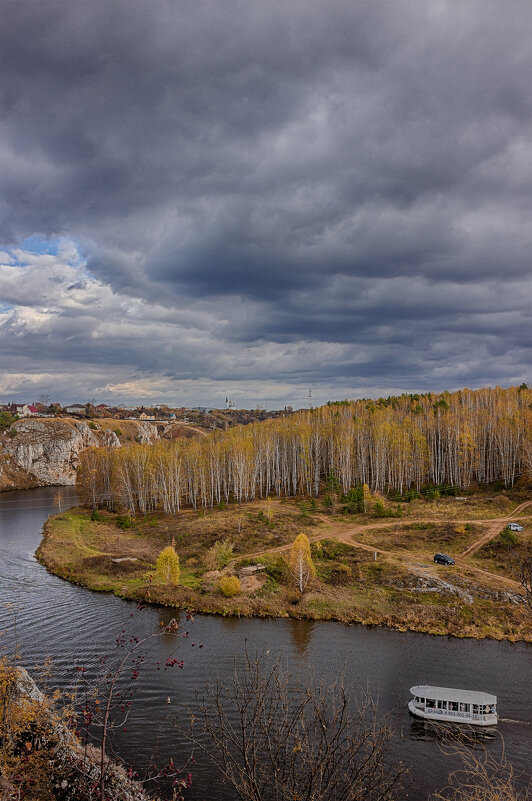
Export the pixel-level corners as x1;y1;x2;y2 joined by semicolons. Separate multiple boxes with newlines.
408;700;497;727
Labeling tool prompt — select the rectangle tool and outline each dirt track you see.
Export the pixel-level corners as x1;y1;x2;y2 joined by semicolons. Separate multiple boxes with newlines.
234;500;531;593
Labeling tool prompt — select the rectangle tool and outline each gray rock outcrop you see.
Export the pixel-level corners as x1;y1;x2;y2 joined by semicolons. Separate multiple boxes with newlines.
0;417;181;490
0;419;116;486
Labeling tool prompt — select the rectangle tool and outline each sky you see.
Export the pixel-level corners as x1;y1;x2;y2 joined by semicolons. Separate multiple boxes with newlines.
1;1;531;409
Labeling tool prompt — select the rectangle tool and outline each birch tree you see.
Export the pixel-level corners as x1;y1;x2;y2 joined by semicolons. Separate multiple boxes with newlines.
156;545;180;585
289;533;315;593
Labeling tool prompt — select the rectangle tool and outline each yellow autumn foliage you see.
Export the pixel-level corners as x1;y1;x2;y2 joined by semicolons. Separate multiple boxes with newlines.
289;533;315;593
219;575;241;597
156;546;180;585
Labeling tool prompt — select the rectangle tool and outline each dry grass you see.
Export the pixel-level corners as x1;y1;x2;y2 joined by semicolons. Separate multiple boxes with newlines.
471;524;532;579
37;494;532;641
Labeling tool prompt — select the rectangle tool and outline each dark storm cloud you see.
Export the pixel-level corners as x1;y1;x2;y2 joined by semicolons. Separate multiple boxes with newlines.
0;0;531;403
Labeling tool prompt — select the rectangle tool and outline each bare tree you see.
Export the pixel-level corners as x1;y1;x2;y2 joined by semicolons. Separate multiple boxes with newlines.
431;739;529;801
176;650;405;801
511;554;532;614
75;615;188;801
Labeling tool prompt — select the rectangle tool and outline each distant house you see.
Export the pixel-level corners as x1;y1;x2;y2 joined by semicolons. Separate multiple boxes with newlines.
139;412;156;421
64;404;87;417
8;403;38;417
96;404;109;410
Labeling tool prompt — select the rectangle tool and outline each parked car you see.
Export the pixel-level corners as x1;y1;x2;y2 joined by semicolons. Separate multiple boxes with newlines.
434;553;455;565
507;523;523;532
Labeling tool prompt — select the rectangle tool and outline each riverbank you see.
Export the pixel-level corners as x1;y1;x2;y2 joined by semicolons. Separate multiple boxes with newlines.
0;659;158;801
36;495;532;642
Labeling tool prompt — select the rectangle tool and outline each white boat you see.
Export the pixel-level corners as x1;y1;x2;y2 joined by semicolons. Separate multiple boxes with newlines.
408;686;497;726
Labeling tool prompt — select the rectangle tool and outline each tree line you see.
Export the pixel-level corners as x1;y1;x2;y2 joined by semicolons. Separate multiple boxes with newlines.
77;385;532;514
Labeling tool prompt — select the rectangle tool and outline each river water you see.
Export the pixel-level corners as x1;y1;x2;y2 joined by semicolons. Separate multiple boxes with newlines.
0;487;530;799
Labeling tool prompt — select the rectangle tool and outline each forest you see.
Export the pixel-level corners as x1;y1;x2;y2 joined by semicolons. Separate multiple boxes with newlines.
77;385;532;514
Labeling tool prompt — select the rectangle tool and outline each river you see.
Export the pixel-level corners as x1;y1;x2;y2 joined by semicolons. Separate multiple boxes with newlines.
0;487;530;799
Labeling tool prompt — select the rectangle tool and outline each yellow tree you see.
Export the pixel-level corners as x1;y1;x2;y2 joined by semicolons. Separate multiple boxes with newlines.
156;545;180;585
362;483;371;513
289;533;315;593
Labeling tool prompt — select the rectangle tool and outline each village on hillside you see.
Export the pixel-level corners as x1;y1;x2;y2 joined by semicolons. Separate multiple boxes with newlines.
0;398;294;431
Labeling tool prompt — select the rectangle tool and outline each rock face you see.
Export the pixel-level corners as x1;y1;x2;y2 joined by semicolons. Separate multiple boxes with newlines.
0;417;160;489
10;666;156;801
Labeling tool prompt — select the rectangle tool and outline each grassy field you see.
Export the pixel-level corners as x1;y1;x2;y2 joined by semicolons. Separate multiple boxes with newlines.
36;492;532;642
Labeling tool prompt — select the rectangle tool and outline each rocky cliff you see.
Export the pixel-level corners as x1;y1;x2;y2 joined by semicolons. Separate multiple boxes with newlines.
0;417;160;490
2;664;156;801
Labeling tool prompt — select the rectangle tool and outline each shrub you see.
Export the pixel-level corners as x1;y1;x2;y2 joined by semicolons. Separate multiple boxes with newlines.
156;546;180;585
0;411;16;431
320;539;351;560
285;589;301;605
373;502;402;518
91;509;104;522
116;514;133;530
499;528;518;548
206;540;234;571
341;486;365;514
219;576;241;597
401;489;421;502
329;563;353;585
88;421;98;430
263;556;287;583
322;494;333;510
299;501;310;518
113;427;122;437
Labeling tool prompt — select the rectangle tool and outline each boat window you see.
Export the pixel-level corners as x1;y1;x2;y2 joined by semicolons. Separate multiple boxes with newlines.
472;704;479;714
459;703;470;713
426;699;436;709
449;701;459;711
419;698;425;704
437;700;447;710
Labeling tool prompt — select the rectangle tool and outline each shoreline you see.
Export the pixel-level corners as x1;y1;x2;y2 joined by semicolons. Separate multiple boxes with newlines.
36;503;532;643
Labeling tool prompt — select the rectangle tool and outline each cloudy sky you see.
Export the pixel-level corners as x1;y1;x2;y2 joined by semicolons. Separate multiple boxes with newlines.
1;1;531;408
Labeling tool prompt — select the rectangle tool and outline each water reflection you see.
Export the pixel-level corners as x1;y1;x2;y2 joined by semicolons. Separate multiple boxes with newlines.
409;718;498;744
289;618;315;656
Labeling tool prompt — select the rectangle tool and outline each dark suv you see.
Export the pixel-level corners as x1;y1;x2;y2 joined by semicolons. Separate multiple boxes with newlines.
433;553;455;565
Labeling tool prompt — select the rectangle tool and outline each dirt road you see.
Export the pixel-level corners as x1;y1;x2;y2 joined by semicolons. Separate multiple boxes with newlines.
234;500;531;592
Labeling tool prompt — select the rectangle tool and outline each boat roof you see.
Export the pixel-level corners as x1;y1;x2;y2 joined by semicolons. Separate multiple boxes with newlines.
410;686;496;704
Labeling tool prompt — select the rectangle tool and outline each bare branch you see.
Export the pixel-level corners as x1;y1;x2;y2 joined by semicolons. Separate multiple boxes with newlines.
175;649;405;801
